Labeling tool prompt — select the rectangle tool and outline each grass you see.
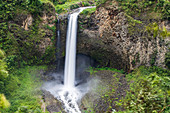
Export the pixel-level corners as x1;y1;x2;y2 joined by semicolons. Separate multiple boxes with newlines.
55;0;82;14
95;67;125;74
55;0;95;14
86;66;125;77
1;66;47;113
80;7;96;15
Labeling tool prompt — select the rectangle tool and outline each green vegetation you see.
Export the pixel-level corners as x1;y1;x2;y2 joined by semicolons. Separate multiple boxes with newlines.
119;66;170;113
83;69;123;113
0;49;46;112
80;7;96;15
87;66;125;75
96;0;108;7
0;94;10;110
40;0;55;7
125;14;143;36
1;66;47;113
0;50;8;79
96;67;125;74
116;0;170;20
0;49;10;111
87;67;98;75
146;22;170;39
0;0;169;112
115;0;170;39
55;0;93;14
86;66;170;113
0;0;56;68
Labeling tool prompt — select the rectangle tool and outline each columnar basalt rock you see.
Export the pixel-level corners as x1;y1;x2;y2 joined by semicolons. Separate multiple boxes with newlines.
57;1;169;71
76;1;170;71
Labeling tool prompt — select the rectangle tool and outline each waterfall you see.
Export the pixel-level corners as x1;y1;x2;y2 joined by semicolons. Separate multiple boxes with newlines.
43;6;95;113
64;13;77;88
56;18;61;71
64;7;93;88
61;7;95;113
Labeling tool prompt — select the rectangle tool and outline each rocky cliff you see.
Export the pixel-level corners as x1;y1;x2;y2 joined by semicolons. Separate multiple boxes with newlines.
2;3;56;65
76;1;170;71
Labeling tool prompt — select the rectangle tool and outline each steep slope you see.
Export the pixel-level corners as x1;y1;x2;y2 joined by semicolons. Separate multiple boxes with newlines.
77;0;170;71
0;1;56;67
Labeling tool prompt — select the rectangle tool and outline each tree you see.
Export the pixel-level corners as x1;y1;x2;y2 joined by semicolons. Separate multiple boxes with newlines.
0;49;8;79
0;49;10;111
0;94;10;110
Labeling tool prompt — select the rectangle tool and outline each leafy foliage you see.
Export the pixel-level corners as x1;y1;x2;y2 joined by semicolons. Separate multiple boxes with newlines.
0;24;44;70
119;66;170;113
96;0;108;7
0;0;48;22
95;67;125;74
55;0;92;14
0;50;10;111
0;49;9;95
96;0;169;20
116;0;170;20
0;50;8;79
0;50;46;113
0;0;56;69
1;66;47;112
85;66;169;113
0;94;10;110
80;7;96;15
146;22;170;39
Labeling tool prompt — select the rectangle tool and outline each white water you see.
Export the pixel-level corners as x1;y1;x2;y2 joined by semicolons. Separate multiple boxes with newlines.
43;6;95;113
61;7;94;113
64;7;93;88
64;12;77;88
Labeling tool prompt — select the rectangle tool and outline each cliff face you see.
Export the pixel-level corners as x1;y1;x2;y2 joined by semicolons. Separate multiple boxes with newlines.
77;1;170;71
12;4;55;54
2;3;56;65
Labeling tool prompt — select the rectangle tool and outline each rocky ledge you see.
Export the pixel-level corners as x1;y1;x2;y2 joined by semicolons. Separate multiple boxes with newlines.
76;1;170;71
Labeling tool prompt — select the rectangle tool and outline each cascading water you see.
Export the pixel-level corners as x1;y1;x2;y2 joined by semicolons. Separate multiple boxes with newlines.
43;6;95;113
64;9;81;88
56;18;61;71
59;7;92;113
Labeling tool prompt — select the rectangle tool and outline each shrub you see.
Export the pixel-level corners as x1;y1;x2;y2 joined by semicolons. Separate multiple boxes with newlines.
0;94;10;110
80;7;96;15
2;66;46;112
116;0;170;20
120;66;170;113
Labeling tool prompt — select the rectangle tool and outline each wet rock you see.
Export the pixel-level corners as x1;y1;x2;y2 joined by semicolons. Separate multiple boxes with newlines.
42;90;65;113
80;70;129;112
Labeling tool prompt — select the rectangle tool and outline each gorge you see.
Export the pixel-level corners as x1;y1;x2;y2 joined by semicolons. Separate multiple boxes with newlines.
0;0;169;113
43;6;96;113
